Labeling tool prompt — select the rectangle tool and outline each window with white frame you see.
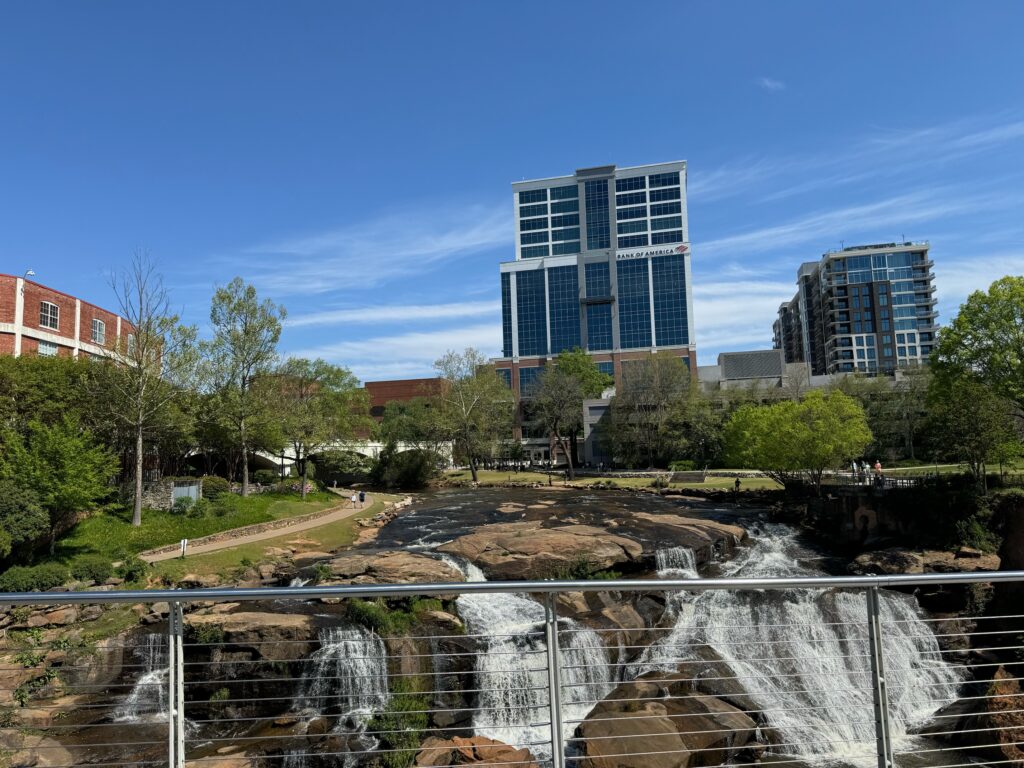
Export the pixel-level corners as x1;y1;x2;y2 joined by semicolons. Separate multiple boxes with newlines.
40;301;59;330
91;318;106;345
126;333;136;356
38;340;58;357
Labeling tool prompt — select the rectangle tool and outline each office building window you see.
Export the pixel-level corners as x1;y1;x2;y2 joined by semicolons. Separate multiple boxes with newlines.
40;301;59;330
521;245;549;259
650;216;682;231
551;227;580;242
551;241;580;255
649;187;681;202
584;180;610;250
586;304;613;351
652;254;688;346
616;206;646;221
547;266;581;355
616;259;652;349
551;213;579;228
551;199;579;213
550;184;578;200
618;235;648;249
501;273;513;357
91;319;106;345
515;269;547;357
521;232;549;245
519;366;543;396
38;340;58;357
617;220;647;234
596;361;614;377
519;189;547;204
520;217;548;232
650;202;682;217
615;176;645;192
648;171;680;188
520;203;547;218
651;230;683;245
496;368;512;388
585;262;610;297
615;191;646;206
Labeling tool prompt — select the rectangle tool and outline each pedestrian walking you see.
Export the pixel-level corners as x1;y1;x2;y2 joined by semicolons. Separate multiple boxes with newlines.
358;490;366;507
350;493;358;509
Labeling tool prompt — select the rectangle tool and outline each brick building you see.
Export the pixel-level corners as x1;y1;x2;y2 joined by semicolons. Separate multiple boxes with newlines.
364;377;442;420
0;274;131;359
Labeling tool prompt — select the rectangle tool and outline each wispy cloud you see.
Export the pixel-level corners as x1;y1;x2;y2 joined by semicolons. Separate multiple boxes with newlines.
757;77;786;92
692;279;793;356
284;322;501;382
286;300;499;328
231;201;511;295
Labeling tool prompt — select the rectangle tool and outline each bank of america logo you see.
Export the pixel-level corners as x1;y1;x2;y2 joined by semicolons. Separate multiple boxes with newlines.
675;244;689;254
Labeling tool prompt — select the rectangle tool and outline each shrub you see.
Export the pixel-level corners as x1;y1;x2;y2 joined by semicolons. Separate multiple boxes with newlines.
345;599;413;636
370;445;440;490
116;556;147;584
669;460;696;472
200;476;230;501
0;480;48;558
70;555;113;584
208;687;230;702
212;494;243;517
0;562;70;592
185;623;225;645
253;470;280;486
190;498;211;518
172;496;195;516
366;676;429;768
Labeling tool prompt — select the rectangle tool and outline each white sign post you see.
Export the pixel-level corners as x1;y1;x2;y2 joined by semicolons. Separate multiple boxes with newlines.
180;539;188;559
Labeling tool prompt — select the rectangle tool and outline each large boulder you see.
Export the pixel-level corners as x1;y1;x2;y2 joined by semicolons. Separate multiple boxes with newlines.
849;547;1000;575
416;736;539;768
575;671;758;768
438;521;643;580
322;550;464;585
185;612;322;661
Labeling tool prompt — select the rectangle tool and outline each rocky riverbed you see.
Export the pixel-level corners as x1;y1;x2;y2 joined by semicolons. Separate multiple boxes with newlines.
0;487;1017;768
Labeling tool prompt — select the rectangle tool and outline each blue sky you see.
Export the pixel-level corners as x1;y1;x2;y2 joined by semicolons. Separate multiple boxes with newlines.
2;2;1023;381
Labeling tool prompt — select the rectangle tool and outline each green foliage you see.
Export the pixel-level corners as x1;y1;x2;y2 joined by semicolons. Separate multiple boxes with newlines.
933;275;1024;412
116;556;148;584
252;470;280;485
0;480;49;559
70;555;113;584
190;498;211;517
367;676;429;768
185;623;225;645
212;494;243;516
172;496;196;516
669;460;696;471
531;366;586;478
724;389;872;493
0;707;19;727
344;599;414;636
370;443;440;490
0;563;70;592
554;348;614;398
311;562;331;583
546;551;619;580
200;475;230;500
0;417;119;548
13;650;45;668
208;687;230;702
12;669;58;707
0;355;96;434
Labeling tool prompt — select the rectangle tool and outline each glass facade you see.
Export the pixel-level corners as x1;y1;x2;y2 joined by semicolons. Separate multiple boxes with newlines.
616;259;652;349
515;269;547;357
652;254;688;346
585;262;612;352
496;368;511;388
547;265;581;354
584;180;610;250
596;361;614;378
518;366;543;396
501;273;512;357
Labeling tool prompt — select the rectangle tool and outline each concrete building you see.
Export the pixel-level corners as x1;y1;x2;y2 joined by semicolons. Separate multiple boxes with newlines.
494;161;695;396
773;242;937;375
0;273;130;359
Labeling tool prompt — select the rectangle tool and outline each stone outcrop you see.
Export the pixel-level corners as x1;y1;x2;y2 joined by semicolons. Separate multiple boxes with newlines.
416;736;539;768
925;666;1024;763
319;550;464;585
575;671;758;768
185;612;321;661
438;521;644;580
848;547;1000;575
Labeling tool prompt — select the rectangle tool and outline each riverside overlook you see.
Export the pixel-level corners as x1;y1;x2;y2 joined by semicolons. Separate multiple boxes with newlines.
0;488;1020;767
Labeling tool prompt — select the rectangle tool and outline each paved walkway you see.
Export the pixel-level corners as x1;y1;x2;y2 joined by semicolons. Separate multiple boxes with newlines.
142;491;374;563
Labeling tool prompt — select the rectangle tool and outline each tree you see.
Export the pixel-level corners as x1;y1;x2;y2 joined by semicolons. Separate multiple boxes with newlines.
378;396;448;456
0;355;96;434
832;370;931;462
602;355;691;468
934;276;1024;415
926;377;1019;492
0;481;48;561
723;390;872;494
203;278;286;496
545;348;613;464
274;358;368;499
101;252;199;526
531;366;585;479
432;349;515;483
0;419;119;553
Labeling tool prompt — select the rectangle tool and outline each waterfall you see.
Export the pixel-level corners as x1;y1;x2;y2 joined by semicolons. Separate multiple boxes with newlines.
455;582;613;759
294;626;390;724
113;633;168;722
436;553;487;583
655;546;698;578
639;523;962;765
289;577;310;587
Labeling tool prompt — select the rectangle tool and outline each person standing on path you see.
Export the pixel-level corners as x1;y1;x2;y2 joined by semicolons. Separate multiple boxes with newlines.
350;493;358;509
358;490;366;507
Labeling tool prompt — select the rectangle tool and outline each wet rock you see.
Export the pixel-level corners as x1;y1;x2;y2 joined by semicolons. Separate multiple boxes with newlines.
185;612;321;661
321;550;463;585
438;521;643;580
575;671;757;768
416;736;539;768
849;547;1000;575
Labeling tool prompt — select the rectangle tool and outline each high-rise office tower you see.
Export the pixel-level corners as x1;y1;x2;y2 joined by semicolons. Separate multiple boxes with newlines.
774;242;937;375
494;162;695;395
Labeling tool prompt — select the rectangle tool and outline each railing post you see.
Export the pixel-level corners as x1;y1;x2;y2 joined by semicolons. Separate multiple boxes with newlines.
168;601;185;768
865;587;894;768
544;593;565;768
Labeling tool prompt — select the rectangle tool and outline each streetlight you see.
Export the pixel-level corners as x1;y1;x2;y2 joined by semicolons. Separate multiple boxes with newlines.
20;269;35;294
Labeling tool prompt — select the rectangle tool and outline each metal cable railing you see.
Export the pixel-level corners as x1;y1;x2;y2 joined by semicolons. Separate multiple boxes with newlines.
0;570;1020;768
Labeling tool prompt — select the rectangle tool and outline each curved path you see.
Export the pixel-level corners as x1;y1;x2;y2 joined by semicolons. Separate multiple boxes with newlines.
141;491;375;563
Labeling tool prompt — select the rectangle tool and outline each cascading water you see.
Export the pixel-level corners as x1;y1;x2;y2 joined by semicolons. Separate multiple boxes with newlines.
113;633;168;722
655;545;698;579
638;522;962;766
450;556;614;760
294;625;390;724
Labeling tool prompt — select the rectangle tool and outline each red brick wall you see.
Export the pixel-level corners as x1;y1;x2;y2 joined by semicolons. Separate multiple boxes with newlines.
0;276;15;324
0;332;14;355
21;282;75;337
364;378;442;420
79;303;120;348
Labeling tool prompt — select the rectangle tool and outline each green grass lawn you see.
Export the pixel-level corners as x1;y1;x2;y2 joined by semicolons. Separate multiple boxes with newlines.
151;493;400;582
54;491;340;565
441;469;781;491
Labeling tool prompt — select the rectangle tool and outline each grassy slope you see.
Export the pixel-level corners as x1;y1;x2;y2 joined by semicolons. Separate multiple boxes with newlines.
150;493;400;581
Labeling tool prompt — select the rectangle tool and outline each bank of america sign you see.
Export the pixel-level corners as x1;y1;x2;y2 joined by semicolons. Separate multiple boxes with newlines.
615;243;689;261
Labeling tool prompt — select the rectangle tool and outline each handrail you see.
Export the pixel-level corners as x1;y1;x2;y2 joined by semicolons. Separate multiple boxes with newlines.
2;568;1022;605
